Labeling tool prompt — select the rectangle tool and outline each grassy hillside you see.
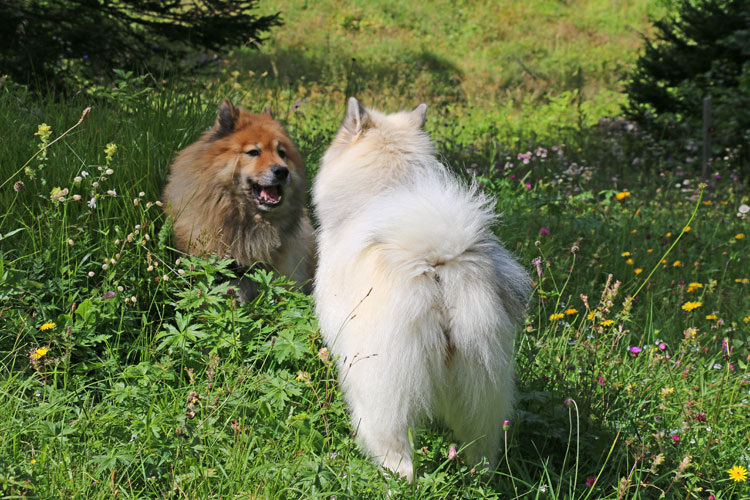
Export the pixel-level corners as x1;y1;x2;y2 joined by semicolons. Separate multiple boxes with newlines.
1;1;749;498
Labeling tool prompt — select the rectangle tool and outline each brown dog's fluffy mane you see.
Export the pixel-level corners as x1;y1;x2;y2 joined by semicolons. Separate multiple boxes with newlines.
163;100;307;268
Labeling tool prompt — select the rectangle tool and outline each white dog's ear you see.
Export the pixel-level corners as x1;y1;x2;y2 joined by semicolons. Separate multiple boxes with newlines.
412;103;427;128
215;98;239;139
342;97;370;137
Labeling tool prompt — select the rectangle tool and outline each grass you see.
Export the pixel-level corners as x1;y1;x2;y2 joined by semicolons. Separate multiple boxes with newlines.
1;0;749;498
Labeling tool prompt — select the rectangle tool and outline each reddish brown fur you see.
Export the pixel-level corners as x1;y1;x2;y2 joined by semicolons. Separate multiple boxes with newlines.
162;100;315;299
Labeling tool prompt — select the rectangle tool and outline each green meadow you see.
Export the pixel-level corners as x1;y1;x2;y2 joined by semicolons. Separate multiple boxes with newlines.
1;1;748;498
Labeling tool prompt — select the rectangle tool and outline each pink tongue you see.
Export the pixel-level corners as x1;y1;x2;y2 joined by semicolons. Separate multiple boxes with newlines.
260;186;280;202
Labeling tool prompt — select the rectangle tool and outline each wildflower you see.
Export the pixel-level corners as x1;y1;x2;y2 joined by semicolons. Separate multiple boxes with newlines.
615;191;631;200
67;239;74;246
532;257;543;276
448;446;457;460
40;322;55;331
687;282;703;293
564;308;578;315
629;346;642;355
49;186;66;203
647;248;653;253
295;371;309;382
658;343;667;351
539;227;550;236
72;194;81;201
88;197;97;209
744;316;750;323
681;301;702;312
736;233;745;239
626;258;634;265
585;476;596;488
738;204;750;214
621;252;631;257
104;143;118;162
107;189;117;197
587;311;595;320
728;465;747;482
30;459;36;464
684;226;691;232
660;387;674;396
601;320;615;327
705;314;717;320
105;168;114;175
673;260;681;267
13;180;25;192
317;347;329;363
503;420;510;431
32;346;49;359
549;313;564;321
87;271;95;277
102;291;116;300
634;268;643;274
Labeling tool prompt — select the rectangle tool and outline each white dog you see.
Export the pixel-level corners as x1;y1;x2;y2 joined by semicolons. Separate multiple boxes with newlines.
312;98;530;481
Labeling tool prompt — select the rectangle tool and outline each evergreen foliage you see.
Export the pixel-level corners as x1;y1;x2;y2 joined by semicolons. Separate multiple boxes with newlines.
625;0;750;162
0;0;281;90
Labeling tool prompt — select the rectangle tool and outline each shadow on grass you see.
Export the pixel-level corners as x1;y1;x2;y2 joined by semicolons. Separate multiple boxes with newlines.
233;46;466;105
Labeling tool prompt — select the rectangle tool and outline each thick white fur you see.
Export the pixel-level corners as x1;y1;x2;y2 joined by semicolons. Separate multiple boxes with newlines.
313;98;531;481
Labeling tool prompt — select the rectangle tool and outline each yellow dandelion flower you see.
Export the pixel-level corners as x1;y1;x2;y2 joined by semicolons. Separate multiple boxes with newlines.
587;311;595;320
647;249;653;253
601;320;615;327
666;232;672;238
684;226;691;232
673;260;681;267
615;191;631;200
728;465;747;482
549;313;564;321
621;252;631;257
634;268;643;274
703;200;712;205
32;347;48;359
687;282;703;293
705;314;717;320
681;301;702;312
631;229;638;234
744;315;750;323
736;233;745;239
626;258;634;265
660;386;674;397
39;322;55;331
737;278;749;284
564;308;578;315
636;209;642;215
30;459;36;464
661;259;668;264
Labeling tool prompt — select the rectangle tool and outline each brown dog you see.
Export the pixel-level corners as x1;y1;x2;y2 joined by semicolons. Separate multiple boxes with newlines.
162;99;314;300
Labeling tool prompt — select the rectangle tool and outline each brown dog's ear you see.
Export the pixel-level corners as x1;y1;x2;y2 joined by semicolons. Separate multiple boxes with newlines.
342;97;370;138
263;106;274;118
214;98;239;139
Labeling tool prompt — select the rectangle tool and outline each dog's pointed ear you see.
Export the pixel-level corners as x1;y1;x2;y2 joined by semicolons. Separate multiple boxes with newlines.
412;103;427;128
215;98;239;138
263;106;274;118
342;97;370;137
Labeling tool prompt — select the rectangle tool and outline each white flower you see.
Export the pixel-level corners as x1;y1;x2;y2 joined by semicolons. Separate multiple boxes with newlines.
739;204;750;214
74;176;82;183
105;169;114;175
72;194;81;201
81;171;89;177
107;189;117;197
87;271;95;277
88;197;97;209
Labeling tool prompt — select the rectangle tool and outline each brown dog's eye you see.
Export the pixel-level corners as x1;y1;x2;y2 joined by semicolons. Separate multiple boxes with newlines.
278;149;286;159
247;149;260;157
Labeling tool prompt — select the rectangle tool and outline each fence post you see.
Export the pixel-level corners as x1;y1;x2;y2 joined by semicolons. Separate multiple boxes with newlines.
702;97;712;178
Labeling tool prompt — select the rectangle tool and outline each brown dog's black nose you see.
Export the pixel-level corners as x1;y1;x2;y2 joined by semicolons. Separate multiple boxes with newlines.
272;165;289;182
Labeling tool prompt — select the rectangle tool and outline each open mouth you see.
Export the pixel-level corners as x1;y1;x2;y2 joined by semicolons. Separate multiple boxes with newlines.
249;182;283;209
